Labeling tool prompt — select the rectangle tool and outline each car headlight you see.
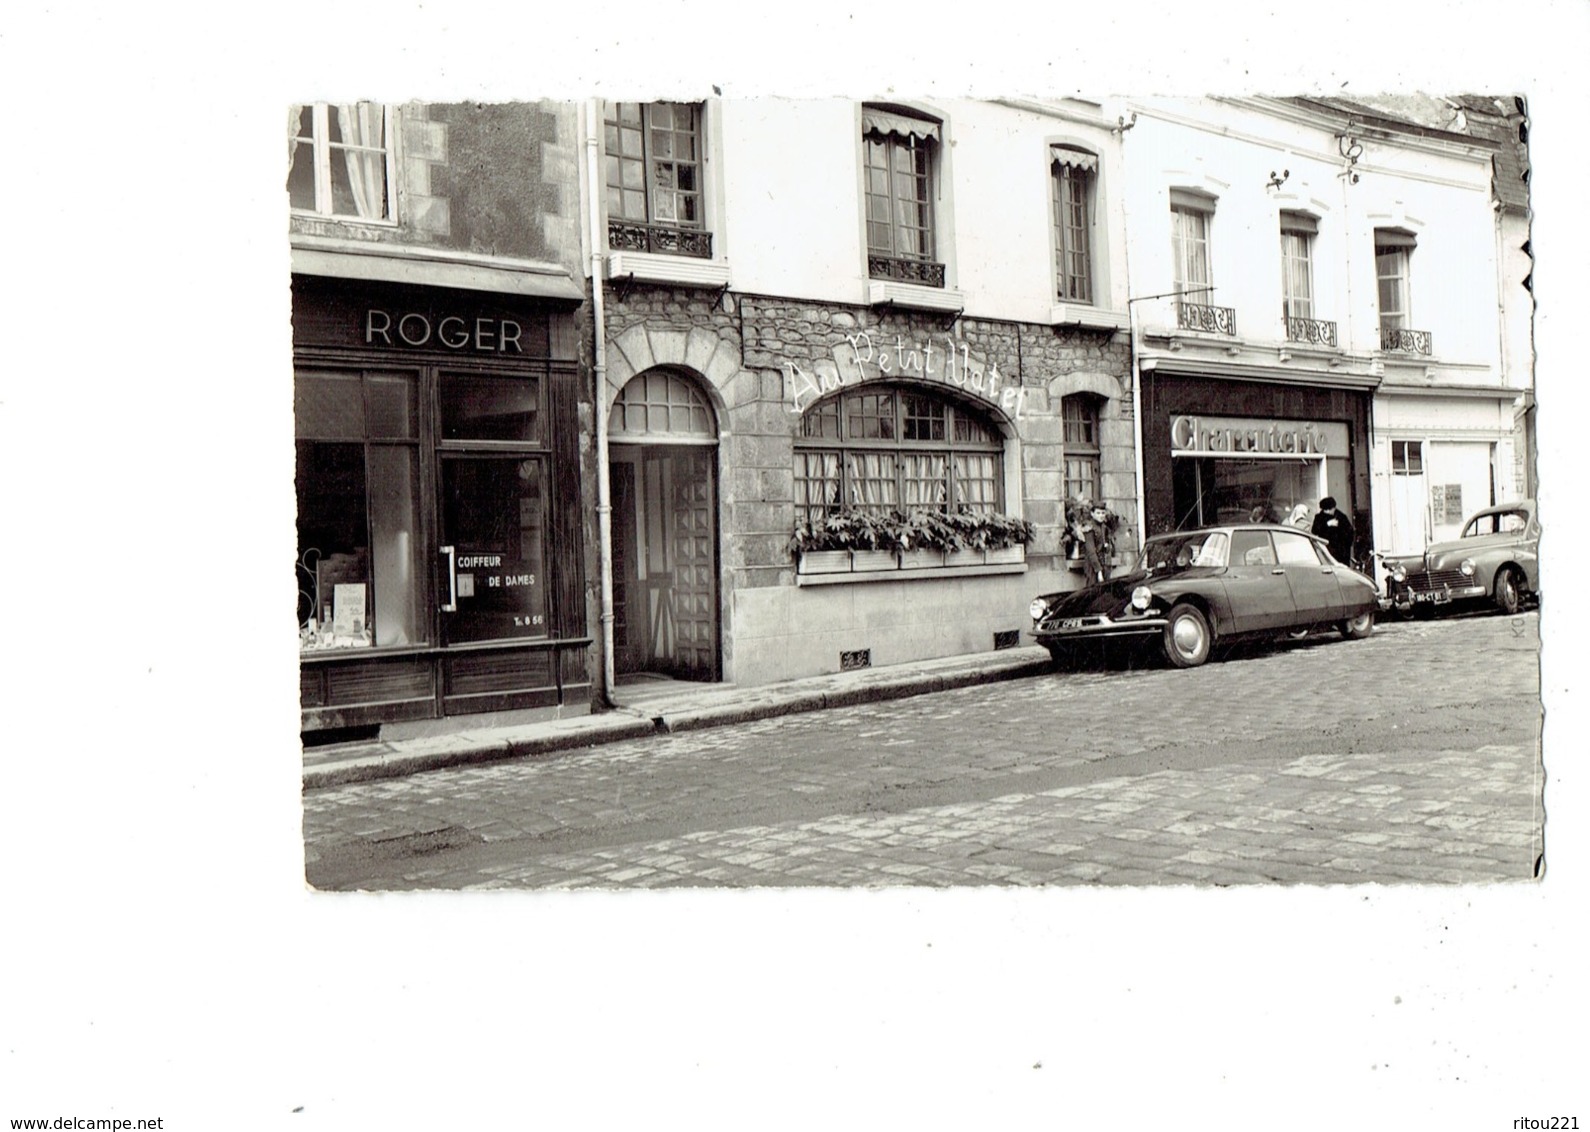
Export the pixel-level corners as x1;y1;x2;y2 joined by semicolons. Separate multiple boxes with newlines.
1130;585;1153;611
1390;564;1407;582
1459;558;1476;577
1030;598;1050;621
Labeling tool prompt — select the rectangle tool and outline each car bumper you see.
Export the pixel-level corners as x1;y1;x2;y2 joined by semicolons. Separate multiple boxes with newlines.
1407;583;1486;605
1031;612;1167;644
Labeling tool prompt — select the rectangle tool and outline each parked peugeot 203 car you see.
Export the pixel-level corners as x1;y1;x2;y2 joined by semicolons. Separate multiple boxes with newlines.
1380;499;1540;617
1029;524;1379;668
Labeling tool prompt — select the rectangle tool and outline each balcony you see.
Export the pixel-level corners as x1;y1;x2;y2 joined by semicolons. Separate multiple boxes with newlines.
608;220;712;259
1177;301;1237;336
1285;316;1339;348
1380;327;1433;356
868;255;946;288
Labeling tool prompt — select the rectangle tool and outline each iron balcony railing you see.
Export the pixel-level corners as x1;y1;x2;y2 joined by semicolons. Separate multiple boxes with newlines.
1381;327;1434;355
1177;301;1237;336
867;255;947;288
608;220;713;259
1285;316;1339;348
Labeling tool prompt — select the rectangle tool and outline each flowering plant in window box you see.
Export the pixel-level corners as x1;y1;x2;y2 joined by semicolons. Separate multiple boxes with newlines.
790;508;1033;573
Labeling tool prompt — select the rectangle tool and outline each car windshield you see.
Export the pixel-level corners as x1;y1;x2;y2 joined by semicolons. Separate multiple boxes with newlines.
1142;531;1228;572
1463;510;1529;537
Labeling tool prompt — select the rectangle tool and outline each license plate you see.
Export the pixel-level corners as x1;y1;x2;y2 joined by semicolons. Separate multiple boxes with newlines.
1432;590;1451;604
1060;617;1085;630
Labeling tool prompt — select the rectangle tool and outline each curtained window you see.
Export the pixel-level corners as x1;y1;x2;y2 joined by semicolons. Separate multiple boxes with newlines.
794;384;1003;524
1375;228;1417;332
1052;147;1098;303
1061;395;1102;504
1280;211;1317;321
863;107;940;266
287;103;392;221
1170;189;1215;305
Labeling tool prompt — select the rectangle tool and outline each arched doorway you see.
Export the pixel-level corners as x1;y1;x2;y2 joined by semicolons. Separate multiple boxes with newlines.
608;368;720;682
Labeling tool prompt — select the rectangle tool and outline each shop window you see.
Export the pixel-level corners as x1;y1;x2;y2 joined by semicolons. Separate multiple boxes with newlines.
1375;228;1416;332
441;373;543;442
295;368;423;650
604;102;710;258
863;106;944;287
287;103;393;222
1061;395;1102;503
1052;147;1098;303
1280;211;1317;320
794;385;1002;522
1170;189;1215;309
1392;440;1424;475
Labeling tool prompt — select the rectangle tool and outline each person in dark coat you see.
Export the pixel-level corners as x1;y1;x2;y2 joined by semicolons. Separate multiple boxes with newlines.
1311;496;1355;564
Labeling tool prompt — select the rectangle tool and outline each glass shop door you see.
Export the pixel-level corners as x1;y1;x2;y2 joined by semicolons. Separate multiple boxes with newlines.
438;454;549;645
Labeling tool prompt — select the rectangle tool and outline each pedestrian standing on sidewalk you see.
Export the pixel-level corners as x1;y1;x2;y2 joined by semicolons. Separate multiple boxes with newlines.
1311;496;1355;564
1074;503;1112;585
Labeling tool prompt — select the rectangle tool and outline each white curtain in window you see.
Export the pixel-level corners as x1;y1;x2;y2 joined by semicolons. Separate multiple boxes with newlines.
337;103;387;220
288;104;305;162
902;454;948;507
953;454;997;511
845;452;897;511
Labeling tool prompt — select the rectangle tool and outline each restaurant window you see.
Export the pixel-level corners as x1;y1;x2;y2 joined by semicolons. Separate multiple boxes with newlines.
1375;228;1417;332
1052;146;1097;304
863;106;944;286
1062;395;1102;503
296;368;424;651
1170;189;1215;309
1392;440;1424;475
1280;211;1317;320
794;385;1002;523
287;103;393;222
605;102;703;229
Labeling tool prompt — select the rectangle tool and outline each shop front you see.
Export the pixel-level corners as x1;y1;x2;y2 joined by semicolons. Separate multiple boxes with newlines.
293;274;591;736
1140;368;1372;560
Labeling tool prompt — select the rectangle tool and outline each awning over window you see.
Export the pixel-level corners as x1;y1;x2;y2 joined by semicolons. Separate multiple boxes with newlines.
1169;186;1218;211
1375;226;1418;249
1279;210;1318;236
1050;145;1099;172
862;108;940;143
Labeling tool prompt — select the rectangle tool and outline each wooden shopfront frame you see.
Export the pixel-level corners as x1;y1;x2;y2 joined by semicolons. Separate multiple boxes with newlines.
292;275;590;732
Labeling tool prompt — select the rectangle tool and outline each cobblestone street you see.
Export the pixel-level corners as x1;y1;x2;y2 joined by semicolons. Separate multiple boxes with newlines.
304;612;1544;889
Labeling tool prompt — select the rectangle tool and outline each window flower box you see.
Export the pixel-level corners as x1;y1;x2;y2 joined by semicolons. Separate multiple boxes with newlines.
850;549;899;572
900;548;945;569
796;550;853;575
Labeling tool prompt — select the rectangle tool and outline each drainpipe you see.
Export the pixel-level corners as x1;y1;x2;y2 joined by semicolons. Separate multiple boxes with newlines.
584;99;616;707
1114;113;1148;555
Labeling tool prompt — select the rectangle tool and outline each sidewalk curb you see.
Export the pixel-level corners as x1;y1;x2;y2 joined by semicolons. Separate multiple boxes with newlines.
303;651;1055;791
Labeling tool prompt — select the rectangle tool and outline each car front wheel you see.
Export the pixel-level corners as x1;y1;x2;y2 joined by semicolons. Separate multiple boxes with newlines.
1162;604;1212;668
1340;609;1374;639
1493;567;1523;615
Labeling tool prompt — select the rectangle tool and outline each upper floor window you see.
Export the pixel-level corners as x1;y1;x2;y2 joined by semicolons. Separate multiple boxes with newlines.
1279;211;1316;321
1061;395;1102;503
287;104;393;222
604;102;711;258
863;107;944;287
1170;189;1215;304
1375;228;1417;332
1052;147;1097;304
793;385;1002;523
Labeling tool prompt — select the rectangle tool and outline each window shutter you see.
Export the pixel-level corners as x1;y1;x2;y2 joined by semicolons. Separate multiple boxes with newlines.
862;108;940;143
1050;145;1099;172
1279;210;1318;236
